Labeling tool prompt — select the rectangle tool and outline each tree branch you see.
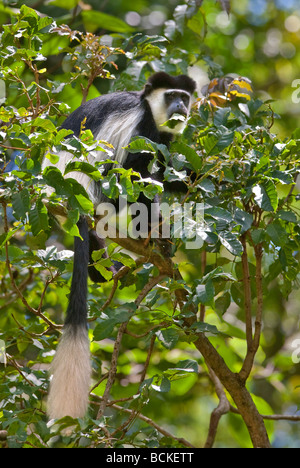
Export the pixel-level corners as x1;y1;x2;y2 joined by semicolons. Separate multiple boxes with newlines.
240;234;253;350
204;368;231;448
239;242;264;382
98;230;270;447
92;396;195;448
44;206;271;447
96;320;128;419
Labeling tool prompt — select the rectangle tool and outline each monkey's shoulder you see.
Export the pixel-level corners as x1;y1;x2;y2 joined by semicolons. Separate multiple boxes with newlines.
61;91;143;136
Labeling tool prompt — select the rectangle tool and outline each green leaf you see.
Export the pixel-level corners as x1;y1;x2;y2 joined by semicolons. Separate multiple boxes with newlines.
277;210;297;223
43;166;93;213
81;10;134;33
252;180;278;212
191;322;221;335
128;137;170;161
72;193;93;213
173;359;198;373
251;228;265;245
93;319;116;341
206;206;232;223
93;259;114;282
218;231;243;256
36;246;73;271
202;266;236;283
173;4;188;34
234;208;253;233
215;291;231;315
12;189;30;220
20;4;39;20
93;306;135;341
161;113;186;129
101;173;120;200
62;209;80;237
127;138;156;154
198;178;215;193
213;107;231;126
152;376;171;393
171;142;202;171
47;0;79;9
155;328;179;349
187;9;205;35
271;170;294;185
201;133;220;156
64;161;102;181
266;222;288;247
194;280;215;306
0;245;24;262
29;199;49;236
32;117;56;132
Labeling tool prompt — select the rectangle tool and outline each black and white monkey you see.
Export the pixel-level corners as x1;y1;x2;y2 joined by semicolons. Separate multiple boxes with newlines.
44;72;197;420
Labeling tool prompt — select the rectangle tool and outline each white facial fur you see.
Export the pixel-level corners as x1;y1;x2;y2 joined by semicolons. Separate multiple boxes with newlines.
145;88;191;135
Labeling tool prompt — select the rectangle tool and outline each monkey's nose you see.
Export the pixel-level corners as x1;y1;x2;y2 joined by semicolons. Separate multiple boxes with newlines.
176;106;187;117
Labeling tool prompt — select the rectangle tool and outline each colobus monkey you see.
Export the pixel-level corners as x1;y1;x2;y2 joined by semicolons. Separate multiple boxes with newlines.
45;72;196;420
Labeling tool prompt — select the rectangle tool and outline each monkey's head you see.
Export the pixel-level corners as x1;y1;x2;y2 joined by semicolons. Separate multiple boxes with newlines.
143;72;197;135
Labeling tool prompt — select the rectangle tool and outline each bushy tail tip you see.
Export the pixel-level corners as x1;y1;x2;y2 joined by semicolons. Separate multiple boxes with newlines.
47;324;91;420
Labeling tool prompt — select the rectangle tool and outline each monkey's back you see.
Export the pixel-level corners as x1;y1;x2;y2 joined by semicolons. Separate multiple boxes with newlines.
61;91;142;138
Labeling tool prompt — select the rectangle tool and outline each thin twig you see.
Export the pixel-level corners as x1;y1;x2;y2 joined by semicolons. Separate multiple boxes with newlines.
135;274;166;306
89;372;109;393
2;203;57;330
97;321;128;419
199;250;207;321
92;396;195;448
96;272;167;419
139;334;156;384
100;266;131;311
229;404;300;421
6;354;35;387
204;367;230;448
125;321;170;339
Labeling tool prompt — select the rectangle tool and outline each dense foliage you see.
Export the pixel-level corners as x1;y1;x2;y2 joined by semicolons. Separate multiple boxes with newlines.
0;0;299;448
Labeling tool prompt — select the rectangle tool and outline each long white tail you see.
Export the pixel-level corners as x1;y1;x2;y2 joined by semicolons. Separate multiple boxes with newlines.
47;216;91;419
47;324;91;419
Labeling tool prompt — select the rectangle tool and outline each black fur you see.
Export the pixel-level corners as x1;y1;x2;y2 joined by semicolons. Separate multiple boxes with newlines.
144;72;196;96
65;215;89;326
61;91;142;137
60;73;196;286
63;72;196;283
47;73;197;419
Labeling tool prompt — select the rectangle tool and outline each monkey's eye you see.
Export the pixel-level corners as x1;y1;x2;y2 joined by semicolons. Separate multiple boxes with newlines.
181;94;190;106
165;91;176;99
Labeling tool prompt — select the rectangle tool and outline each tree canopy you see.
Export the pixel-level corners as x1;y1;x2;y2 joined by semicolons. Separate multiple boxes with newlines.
0;0;299;449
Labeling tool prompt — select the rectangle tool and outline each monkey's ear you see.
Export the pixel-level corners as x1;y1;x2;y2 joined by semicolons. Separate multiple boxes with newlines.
143;82;153;97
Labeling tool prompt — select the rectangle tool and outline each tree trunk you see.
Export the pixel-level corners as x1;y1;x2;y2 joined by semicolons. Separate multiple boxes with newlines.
194;333;271;448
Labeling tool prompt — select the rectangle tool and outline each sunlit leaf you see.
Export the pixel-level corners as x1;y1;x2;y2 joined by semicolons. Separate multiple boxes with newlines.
252;180;278;212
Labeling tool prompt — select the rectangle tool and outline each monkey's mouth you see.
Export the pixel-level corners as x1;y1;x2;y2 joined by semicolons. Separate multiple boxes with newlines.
162;113;187;130
169;109;188;119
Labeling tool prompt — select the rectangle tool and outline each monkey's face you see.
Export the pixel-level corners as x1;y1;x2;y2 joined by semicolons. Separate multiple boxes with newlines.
146;88;192;135
164;90;191;119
